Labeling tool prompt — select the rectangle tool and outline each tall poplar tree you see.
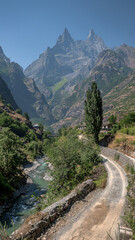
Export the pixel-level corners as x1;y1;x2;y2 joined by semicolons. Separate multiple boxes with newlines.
85;81;103;143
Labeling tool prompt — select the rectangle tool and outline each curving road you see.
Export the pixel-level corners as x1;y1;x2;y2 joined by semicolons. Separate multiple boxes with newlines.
52;155;128;240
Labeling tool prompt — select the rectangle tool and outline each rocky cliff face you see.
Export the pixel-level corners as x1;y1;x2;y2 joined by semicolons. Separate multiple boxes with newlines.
24;29;135;130
24;28;106;124
0;76;18;109
103;72;135;118
0;47;54;124
89;49;132;95
51;48;134;130
116;44;135;69
24;28;106;100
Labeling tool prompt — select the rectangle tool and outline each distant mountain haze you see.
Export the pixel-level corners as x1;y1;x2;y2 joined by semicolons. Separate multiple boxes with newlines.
0;28;135;130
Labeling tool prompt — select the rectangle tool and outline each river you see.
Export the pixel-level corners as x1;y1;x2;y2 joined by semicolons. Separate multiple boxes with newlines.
0;156;49;235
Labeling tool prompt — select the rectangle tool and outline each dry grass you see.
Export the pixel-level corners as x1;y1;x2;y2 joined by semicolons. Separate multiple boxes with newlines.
108;132;135;157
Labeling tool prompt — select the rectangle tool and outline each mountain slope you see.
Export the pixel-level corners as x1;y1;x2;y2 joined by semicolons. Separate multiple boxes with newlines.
0;47;54;124
89;49;132;95
116;44;135;69
51;47;134;130
24;29;107;124
24;28;106;101
103;72;135;118
0;76;18;109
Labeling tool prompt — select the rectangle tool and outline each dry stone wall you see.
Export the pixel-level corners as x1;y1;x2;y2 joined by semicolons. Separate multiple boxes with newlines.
10;179;95;240
101;146;135;168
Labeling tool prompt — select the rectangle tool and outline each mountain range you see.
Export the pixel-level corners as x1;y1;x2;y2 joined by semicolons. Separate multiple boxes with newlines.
0;47;54;125
25;28;106;101
0;29;135;130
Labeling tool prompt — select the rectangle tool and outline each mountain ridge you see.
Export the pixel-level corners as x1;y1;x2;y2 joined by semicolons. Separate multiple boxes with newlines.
24;29;135;130
1;29;135;130
51;46;135;130
24;28;106;102
0;76;18;109
0;47;55;125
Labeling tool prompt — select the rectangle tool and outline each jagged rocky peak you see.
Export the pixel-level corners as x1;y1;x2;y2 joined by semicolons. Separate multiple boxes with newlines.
56;27;75;49
87;29;96;40
0;46;10;63
86;29;105;46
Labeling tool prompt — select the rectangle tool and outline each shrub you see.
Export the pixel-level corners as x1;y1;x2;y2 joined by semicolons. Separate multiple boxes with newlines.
46;130;100;200
7;103;13;110
16;109;22;115
131;141;135;145
25;129;37;142
0;128;24;187
0;172;14;200
26;140;42;159
0;112;13;127
0;222;9;240
114;153;120;161
23;112;29;121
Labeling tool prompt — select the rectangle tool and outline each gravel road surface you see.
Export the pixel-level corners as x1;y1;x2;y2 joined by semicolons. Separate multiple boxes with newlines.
40;151;128;240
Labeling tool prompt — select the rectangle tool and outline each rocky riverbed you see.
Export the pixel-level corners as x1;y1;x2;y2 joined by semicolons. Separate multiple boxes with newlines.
0;156;49;235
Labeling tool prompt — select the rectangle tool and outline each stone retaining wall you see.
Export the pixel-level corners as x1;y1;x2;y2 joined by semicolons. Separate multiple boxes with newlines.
101;147;134;239
10;179;95;240
101;146;135;169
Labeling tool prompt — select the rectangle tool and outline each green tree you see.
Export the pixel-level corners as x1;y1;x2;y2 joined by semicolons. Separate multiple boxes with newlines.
23;112;29;121
0;128;24;186
47;130;100;200
58;126;67;137
16;108;22;115
0;112;13;127
7;103;13;110
39;123;44;134
85;81;103;143
123;112;135;126
108;114;117;125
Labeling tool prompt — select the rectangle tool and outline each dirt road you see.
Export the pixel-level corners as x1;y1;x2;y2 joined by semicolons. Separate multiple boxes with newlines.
39;152;128;240
40;154;128;240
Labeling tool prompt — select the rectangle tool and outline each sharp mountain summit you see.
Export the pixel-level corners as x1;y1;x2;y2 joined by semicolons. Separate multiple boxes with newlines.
0;29;135;130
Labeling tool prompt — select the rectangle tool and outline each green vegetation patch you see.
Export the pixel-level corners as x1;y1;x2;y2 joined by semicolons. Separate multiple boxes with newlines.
0;110;54;201
38;128;101;210
123;172;135;239
93;164;107;188
52;78;67;92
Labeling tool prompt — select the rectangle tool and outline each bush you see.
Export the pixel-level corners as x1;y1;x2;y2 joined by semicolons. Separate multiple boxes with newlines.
46;130;100;200
10;122;28;137
0;222;9;240
0;113;29;137
0;128;24;187
25;129;37;142
114;153;120;161
58;126;67;137
0;172;14;200
0;112;13;127
26;140;42;159
23;112;29;121
16;109;22;115
7;103;13;110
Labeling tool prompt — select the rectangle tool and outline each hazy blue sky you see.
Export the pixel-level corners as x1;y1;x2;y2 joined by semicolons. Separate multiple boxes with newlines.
0;0;135;69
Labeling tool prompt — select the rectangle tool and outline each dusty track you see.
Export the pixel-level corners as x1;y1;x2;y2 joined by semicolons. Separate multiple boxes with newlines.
40;154;128;240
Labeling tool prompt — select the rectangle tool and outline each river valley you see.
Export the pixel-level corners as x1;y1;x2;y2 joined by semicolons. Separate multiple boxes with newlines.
0;157;49;235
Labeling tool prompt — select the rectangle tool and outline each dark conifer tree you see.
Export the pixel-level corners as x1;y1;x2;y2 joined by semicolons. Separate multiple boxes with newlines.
85;81;103;143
